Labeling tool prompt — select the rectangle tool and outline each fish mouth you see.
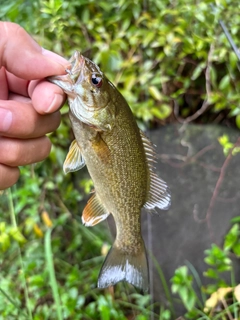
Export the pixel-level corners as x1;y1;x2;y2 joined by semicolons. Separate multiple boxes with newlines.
49;51;111;130
69;51;85;82
47;51;86;95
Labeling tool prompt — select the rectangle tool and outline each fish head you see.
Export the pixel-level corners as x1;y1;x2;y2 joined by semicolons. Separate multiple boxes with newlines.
48;51;115;132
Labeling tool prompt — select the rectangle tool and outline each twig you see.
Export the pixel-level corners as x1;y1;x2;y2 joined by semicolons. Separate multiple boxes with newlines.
196;162;221;172
158;144;215;168
194;137;240;238
217;194;240;203
174;43;214;123
221;298;234;320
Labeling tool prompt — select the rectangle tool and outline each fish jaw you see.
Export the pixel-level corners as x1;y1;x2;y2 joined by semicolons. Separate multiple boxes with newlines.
48;51;85;99
48;51;115;132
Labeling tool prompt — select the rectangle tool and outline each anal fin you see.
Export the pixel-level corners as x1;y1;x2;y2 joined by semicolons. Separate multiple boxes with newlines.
63;139;85;174
82;194;110;227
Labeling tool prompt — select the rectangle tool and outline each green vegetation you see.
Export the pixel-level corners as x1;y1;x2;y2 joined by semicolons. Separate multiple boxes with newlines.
171;220;240;319
1;0;240;319
2;0;240;126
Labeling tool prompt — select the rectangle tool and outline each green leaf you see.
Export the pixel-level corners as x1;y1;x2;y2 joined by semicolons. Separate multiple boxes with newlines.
231;216;240;224
224;224;239;251
191;63;205;80
148;86;163;100
204;268;218;279
151;104;171;120
9;228;26;244
232;242;240;257
219;74;230;91
236;114;240;129
0;222;6;232
0;233;10;251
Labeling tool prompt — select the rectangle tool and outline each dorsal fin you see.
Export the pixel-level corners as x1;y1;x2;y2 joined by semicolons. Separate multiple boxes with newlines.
82;193;110;226
140;131;171;211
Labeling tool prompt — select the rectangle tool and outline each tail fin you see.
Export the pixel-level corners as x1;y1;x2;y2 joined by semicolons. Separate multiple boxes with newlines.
98;241;149;292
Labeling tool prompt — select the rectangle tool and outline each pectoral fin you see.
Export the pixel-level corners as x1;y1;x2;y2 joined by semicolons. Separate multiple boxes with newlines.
63;139;85;174
82;194;110;227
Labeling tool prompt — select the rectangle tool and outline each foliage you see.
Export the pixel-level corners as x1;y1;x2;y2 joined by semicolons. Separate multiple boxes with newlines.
224;216;240;257
170;217;240;319
171;266;197;312
218;134;240;156
1;0;240;319
2;0;240;127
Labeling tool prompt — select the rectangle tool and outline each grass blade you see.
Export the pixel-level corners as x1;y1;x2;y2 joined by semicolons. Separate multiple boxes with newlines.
45;228;63;320
185;260;206;307
148;252;175;318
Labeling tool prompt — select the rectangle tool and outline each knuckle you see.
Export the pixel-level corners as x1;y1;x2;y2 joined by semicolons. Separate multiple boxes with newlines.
7;142;22;166
0;164;19;190
39;136;52;159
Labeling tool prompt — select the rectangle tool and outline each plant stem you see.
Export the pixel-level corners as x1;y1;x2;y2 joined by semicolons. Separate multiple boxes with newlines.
7;188;33;320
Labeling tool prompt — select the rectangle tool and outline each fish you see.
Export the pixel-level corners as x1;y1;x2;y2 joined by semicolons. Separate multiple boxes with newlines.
48;51;171;292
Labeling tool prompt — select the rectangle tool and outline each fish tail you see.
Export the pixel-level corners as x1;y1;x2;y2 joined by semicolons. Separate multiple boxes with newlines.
98;240;149;292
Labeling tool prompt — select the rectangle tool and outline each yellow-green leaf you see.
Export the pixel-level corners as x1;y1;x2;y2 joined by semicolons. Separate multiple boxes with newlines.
148;86;163;101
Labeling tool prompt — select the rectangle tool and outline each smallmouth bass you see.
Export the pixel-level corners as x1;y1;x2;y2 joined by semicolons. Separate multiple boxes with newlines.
48;52;171;292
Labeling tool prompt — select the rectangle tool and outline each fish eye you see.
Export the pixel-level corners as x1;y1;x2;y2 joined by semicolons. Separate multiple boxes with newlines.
91;73;103;88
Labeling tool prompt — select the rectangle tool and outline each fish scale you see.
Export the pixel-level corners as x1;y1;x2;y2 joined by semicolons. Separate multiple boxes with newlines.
48;51;171;291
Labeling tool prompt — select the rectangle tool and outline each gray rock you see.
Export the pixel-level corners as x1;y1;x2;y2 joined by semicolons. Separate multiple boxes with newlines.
141;124;240;314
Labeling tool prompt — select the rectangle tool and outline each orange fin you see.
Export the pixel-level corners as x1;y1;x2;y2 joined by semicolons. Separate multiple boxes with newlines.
82;194;110;227
98;239;149;292
140;131;171;210
63;139;85;174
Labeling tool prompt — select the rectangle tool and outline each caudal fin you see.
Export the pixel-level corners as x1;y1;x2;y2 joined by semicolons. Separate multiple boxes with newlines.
98;241;149;292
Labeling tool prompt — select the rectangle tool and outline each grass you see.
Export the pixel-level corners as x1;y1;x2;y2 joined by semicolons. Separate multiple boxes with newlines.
45;228;63;320
7;189;33;320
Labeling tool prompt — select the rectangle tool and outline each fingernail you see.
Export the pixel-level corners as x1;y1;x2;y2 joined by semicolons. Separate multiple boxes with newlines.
42;48;69;67
0;108;12;132
46;93;63;113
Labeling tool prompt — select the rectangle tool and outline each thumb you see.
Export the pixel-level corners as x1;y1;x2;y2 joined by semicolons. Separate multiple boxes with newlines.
0;22;69;80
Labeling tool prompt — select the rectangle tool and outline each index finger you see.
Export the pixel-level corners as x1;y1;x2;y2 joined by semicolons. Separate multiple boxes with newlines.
0;22;69;79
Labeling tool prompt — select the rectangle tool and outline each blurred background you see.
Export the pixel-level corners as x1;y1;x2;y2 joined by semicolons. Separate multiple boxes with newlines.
1;0;240;319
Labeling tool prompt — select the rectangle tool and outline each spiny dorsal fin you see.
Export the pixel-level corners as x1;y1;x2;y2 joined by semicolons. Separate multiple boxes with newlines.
63;139;85;174
82;193;110;227
140;131;171;211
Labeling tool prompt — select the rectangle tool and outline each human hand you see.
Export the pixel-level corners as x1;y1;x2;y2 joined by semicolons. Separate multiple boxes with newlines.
0;22;70;190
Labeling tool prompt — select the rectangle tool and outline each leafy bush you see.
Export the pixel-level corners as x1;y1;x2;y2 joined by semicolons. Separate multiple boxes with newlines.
2;0;240;127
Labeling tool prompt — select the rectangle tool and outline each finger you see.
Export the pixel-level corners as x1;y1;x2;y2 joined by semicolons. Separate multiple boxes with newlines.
5;73;66;114
0;22;69;79
0;67;8;99
8;93;30;103
6;73;66;114
0;136;52;167
0;164;20;190
29;80;67;114
0;100;61;138
5;71;29;97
